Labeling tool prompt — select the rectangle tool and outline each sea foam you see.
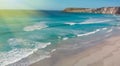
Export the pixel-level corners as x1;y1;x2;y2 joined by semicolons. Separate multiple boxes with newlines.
63;37;69;40
77;29;100;37
65;18;111;26
107;29;113;33
23;23;48;31
0;38;51;66
80;18;111;24
65;22;76;26
102;28;108;30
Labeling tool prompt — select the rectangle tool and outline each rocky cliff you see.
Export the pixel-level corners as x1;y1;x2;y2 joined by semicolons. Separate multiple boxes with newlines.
64;7;120;14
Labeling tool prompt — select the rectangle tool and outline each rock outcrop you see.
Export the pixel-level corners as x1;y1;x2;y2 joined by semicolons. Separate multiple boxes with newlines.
64;7;120;14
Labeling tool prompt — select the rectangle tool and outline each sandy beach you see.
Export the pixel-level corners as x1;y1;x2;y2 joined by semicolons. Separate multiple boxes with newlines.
31;35;120;66
0;0;120;66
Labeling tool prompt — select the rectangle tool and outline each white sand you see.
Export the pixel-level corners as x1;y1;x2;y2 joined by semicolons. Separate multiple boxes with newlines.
31;36;120;66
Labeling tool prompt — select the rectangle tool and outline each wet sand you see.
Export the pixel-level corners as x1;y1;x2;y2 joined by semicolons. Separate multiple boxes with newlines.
31;35;120;66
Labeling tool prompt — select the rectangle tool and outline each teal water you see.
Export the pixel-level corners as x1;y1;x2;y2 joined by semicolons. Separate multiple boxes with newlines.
0;10;120;66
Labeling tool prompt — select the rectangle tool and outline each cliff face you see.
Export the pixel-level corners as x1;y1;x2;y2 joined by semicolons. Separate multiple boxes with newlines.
64;7;120;14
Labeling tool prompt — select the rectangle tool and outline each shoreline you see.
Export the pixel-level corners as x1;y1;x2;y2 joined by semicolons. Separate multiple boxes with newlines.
31;33;120;66
7;28;120;66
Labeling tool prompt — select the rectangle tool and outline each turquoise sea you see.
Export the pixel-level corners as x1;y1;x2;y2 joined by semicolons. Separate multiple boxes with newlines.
0;10;120;66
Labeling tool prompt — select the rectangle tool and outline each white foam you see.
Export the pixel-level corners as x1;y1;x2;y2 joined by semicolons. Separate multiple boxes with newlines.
51;49;56;52
65;19;111;26
77;29;100;37
80;18;111;24
63;37;69;40
0;48;51;66
23;23;48;31
0;38;52;66
35;42;51;49
0;48;34;66
8;38;51;49
65;22;76;26
102;28;107;30
105;34;111;37
107;29;113;33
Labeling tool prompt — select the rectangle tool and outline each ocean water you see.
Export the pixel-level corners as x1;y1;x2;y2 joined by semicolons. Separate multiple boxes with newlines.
0;10;120;66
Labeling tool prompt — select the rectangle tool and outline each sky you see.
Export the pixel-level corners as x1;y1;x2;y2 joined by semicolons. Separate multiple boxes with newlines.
0;0;120;10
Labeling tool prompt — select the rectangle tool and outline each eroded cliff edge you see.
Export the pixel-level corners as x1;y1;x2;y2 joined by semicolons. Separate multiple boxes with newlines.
64;7;120;14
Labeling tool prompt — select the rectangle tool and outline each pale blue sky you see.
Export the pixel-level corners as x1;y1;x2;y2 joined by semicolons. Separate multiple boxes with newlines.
0;0;120;10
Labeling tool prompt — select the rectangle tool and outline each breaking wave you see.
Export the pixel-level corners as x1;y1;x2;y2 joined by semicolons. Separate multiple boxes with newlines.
80;18;112;24
65;19;112;26
0;38;51;66
77;29;100;37
65;22;76;26
23;23;48;31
